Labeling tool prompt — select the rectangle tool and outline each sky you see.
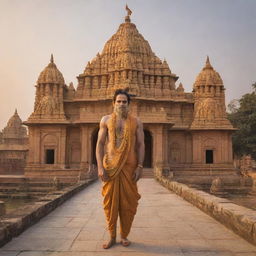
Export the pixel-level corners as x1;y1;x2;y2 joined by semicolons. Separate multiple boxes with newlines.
0;0;256;129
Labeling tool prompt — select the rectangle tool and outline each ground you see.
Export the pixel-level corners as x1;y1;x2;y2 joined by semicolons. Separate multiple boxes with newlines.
1;179;256;256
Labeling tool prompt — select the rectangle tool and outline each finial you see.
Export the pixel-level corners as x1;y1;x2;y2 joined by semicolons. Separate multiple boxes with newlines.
206;55;210;64
126;4;132;16
50;54;54;63
204;55;212;69
14;108;18;115
125;4;132;22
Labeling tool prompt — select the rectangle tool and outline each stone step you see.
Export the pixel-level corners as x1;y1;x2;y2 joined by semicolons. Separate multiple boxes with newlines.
0;176;26;183
171;167;237;172
174;176;253;186
0;185;53;193
142;168;154;178
0;182;55;187
173;170;238;177
0;192;46;199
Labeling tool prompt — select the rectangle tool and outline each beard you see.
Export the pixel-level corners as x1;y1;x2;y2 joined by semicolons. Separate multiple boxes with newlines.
114;105;129;118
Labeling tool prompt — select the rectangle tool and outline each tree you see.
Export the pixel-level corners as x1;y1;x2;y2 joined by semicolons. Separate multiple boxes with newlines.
227;83;256;159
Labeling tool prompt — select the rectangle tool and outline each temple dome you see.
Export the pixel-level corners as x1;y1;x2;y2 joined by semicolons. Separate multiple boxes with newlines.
6;109;23;128
37;55;65;84
83;15;176;78
102;19;154;59
193;56;223;88
2;109;27;138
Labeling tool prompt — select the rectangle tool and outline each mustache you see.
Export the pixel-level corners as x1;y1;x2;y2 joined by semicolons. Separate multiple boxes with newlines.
116;106;128;109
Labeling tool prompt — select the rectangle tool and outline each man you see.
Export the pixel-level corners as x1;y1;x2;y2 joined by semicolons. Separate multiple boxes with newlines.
96;89;145;249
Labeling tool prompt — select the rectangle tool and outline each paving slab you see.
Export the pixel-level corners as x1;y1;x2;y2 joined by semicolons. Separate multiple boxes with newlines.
1;179;256;256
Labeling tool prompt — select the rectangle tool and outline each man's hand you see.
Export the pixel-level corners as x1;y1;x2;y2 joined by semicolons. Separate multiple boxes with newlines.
133;166;143;182
98;167;109;182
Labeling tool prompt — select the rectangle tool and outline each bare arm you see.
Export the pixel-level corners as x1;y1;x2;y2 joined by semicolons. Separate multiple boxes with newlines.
133;118;145;182
96;116;109;181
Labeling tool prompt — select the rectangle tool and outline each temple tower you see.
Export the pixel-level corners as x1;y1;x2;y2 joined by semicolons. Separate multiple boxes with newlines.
24;56;70;180
190;57;235;166
0;110;28;174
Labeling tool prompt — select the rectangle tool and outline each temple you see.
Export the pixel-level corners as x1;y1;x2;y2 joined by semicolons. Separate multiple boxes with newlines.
0;110;28;174
22;9;235;181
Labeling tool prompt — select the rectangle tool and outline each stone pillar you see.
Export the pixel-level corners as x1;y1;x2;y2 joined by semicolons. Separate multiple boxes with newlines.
80;125;89;168
152;124;168;166
80;125;96;169
28;126;41;164
191;132;202;164
59;126;67;167
163;125;169;164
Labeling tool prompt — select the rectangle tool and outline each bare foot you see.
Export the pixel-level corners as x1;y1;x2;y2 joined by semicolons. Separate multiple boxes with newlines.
102;237;116;249
120;238;131;247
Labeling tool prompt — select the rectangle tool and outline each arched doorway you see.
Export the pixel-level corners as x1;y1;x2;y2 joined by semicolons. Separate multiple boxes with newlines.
144;130;152;168
91;129;99;165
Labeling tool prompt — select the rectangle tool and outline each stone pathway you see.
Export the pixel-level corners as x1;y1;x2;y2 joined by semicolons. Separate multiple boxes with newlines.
1;179;256;256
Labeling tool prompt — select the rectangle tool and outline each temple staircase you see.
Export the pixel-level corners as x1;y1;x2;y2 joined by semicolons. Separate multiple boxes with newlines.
142;168;154;178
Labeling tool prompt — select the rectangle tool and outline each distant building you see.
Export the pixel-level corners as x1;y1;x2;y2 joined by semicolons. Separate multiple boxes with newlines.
24;12;235;180
0;110;28;174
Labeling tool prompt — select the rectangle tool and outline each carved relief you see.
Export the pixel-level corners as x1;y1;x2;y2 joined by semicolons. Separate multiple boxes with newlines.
75;14;178;99
35;96;59;115
194;98;224;120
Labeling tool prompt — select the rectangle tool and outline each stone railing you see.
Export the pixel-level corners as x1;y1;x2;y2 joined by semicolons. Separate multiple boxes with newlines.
154;166;256;246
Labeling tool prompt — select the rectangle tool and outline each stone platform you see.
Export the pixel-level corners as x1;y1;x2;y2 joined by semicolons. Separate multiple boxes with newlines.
1;179;256;256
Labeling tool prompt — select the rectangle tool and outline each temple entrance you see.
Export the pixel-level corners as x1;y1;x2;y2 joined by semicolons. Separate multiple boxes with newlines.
92;129;99;165
45;149;55;164
144;130;152;168
206;150;213;164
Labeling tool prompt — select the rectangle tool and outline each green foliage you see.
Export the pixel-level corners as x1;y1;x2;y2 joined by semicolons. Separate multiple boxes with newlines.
227;83;256;158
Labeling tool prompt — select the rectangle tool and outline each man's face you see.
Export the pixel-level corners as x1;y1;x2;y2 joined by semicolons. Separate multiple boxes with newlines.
113;94;129;116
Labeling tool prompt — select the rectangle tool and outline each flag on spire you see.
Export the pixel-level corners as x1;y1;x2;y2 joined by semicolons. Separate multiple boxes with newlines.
126;4;132;16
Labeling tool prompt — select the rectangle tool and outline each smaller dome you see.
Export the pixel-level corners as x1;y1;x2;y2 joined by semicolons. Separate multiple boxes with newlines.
6;109;22;128
37;54;65;84
2;109;27;138
193;56;223;88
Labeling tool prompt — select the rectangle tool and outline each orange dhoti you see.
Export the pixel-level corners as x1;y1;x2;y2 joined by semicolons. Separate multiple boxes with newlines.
102;114;140;238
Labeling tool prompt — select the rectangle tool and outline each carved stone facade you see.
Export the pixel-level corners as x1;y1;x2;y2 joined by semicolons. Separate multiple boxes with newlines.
24;12;235;179
0;110;28;174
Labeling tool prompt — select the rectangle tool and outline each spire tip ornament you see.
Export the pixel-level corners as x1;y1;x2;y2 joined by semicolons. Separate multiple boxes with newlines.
50;54;54;64
125;4;132;22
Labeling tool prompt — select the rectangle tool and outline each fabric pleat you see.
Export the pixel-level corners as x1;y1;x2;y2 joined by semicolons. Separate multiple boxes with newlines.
102;114;141;238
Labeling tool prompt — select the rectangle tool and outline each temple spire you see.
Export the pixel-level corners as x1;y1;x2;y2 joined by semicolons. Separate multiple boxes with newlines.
50;54;54;64
205;55;212;69
203;55;213;69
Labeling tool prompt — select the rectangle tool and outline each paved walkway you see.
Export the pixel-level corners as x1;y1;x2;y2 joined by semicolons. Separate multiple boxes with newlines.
1;179;256;256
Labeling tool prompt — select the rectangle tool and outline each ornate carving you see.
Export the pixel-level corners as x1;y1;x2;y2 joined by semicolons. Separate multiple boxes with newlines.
191;57;233;130
75;11;178;99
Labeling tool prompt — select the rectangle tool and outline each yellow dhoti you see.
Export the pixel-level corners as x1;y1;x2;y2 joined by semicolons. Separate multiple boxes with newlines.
102;114;141;238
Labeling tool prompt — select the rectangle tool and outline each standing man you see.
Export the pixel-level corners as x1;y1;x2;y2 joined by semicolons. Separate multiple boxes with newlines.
96;89;145;249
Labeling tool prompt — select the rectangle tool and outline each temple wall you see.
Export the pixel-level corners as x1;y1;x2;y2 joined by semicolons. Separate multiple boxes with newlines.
168;131;192;165
27;125;67;167
0;151;27;174
192;130;233;165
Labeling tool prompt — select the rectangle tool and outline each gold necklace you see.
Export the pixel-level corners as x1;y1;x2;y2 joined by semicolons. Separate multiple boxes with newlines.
115;119;124;140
